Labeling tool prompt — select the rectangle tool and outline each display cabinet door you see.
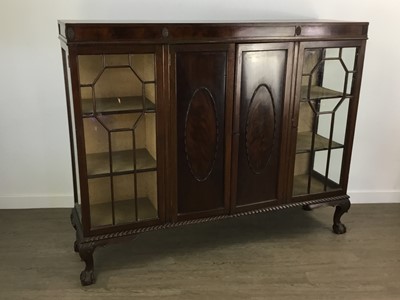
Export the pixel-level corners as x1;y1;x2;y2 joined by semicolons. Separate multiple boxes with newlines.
289;40;366;202
170;44;234;220
68;45;166;235
232;43;293;211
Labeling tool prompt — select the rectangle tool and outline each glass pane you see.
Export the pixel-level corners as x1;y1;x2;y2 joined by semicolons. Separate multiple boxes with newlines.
113;174;136;224
328;149;344;184
78;55;103;85
144;113;157;160
341;48;356;71
130;54;155;82
321;60;346;94
89;177;112;227
144;83;156;110
83;118;109;177
324;48;340;58
293;46;357;196
78;53;158;228
302;49;323;75
137;171;158;221
346;73;354;95
313;150;328;181
104;54;129;67
333;98;349;145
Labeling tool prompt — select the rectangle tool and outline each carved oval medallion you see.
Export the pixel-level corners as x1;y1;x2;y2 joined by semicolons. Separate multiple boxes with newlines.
245;84;276;174
185;88;218;182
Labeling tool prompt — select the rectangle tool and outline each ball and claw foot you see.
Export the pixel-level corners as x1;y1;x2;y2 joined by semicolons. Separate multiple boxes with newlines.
80;270;95;286
332;199;351;235
78;243;96;286
332;223;347;234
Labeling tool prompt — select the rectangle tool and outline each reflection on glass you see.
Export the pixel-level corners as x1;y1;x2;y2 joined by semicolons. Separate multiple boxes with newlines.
78;53;158;228
293;47;357;196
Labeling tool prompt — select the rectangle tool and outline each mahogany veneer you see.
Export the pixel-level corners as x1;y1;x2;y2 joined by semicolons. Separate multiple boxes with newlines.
59;20;368;285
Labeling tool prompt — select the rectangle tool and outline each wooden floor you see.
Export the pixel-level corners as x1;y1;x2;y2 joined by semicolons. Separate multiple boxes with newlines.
0;204;399;299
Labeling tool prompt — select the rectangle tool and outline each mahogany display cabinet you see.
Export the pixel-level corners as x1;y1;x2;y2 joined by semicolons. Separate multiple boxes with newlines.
58;20;368;285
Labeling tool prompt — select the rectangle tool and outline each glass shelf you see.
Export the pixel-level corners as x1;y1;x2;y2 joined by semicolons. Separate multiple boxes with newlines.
301;85;347;101
296;132;343;154
86;148;156;177
293;174;340;196
90;197;158;227
81;96;155;115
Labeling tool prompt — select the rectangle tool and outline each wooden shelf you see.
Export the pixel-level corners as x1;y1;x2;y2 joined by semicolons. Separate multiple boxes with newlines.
293;174;340;196
296;132;343;153
82;96;155;115
86;148;156;177
90;198;158;228
301;85;346;100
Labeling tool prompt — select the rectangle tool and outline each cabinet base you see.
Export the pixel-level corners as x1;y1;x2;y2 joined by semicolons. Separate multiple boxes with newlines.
70;195;351;285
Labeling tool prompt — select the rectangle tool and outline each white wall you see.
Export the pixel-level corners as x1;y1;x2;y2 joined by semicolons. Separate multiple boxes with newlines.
0;0;399;208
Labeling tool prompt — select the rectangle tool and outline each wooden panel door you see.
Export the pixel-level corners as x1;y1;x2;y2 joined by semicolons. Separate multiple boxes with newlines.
232;43;293;211
170;44;234;220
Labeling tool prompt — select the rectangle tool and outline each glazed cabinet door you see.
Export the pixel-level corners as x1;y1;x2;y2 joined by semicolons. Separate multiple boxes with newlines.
68;45;166;235
289;40;366;202
170;44;234;220
232;43;293;211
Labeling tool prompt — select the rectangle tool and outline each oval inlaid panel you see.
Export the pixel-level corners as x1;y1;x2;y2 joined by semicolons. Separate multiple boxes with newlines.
185;88;218;182
245;84;276;174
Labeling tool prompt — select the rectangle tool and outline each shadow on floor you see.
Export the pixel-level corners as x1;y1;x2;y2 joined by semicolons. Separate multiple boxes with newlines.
94;206;334;272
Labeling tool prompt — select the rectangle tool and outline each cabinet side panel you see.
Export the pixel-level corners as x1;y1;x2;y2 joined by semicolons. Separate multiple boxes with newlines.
175;48;227;215
61;49;81;207
236;46;288;206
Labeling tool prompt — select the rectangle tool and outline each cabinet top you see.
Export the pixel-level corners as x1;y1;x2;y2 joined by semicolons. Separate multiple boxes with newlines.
58;21;368;44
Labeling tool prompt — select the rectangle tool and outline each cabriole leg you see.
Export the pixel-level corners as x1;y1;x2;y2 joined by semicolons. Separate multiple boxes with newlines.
79;243;96;286
332;199;351;234
74;237;79;253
